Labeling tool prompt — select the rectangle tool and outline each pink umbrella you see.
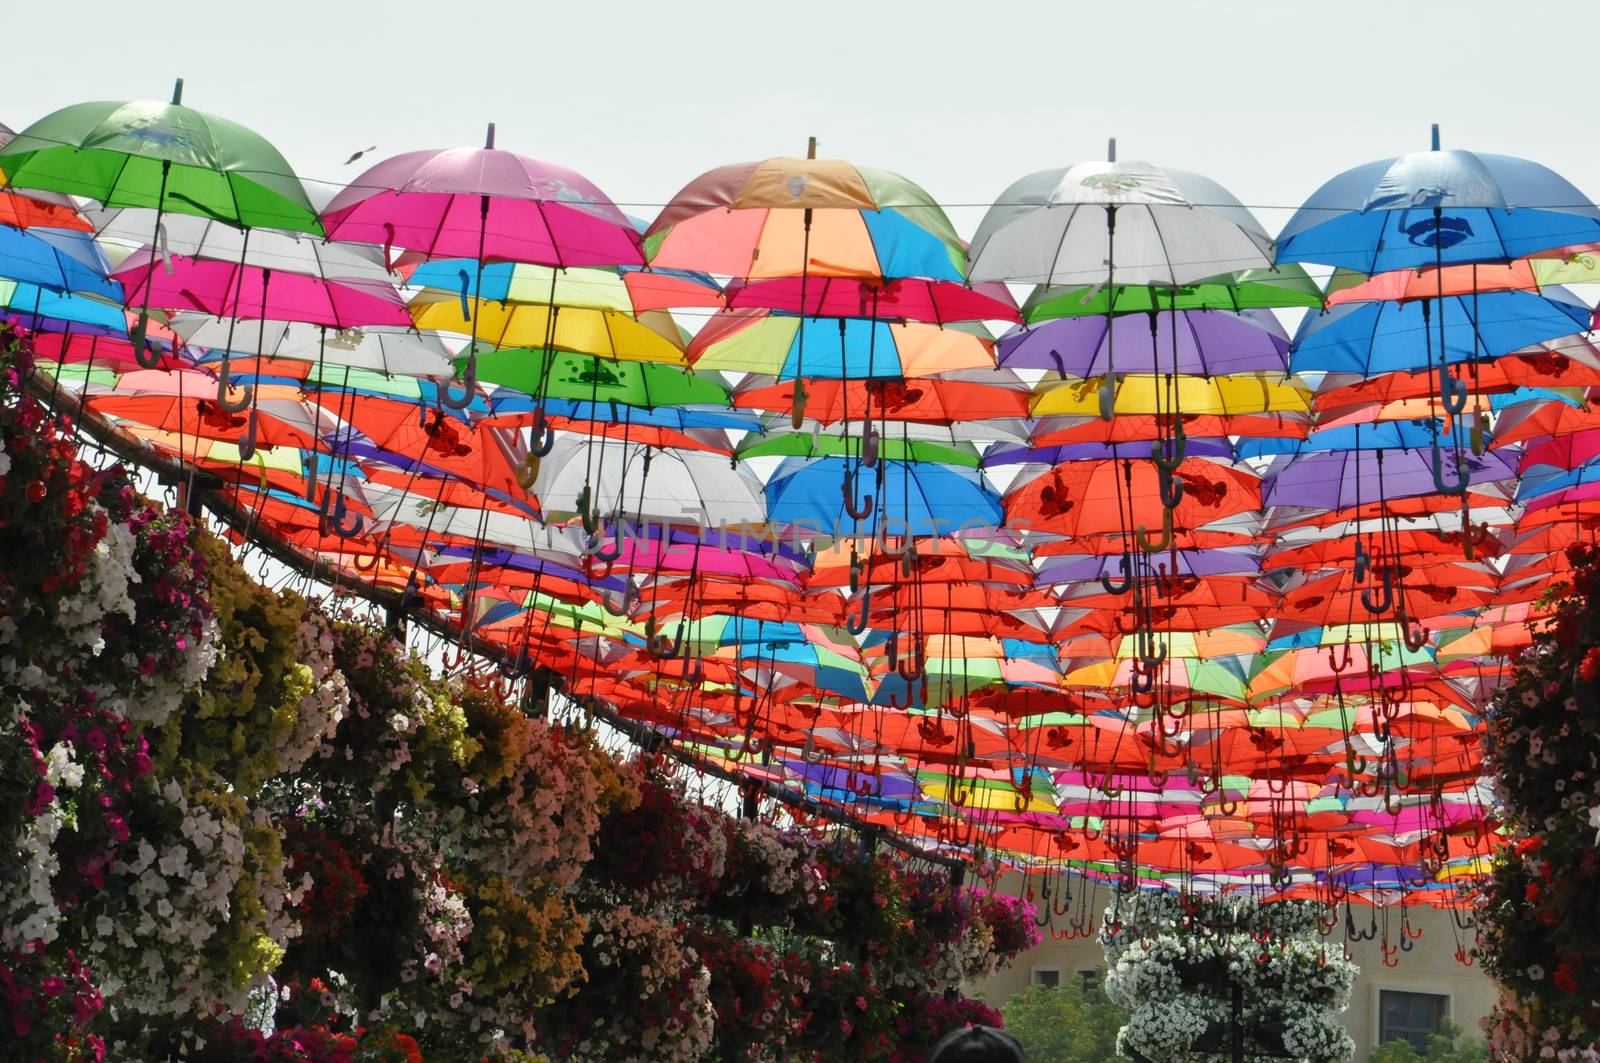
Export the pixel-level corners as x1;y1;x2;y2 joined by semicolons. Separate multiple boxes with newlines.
113;250;410;329
320;126;643;270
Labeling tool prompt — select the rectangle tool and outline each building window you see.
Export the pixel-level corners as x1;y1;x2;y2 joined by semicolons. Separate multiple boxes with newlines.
1031;966;1061;988
1380;990;1448;1052
1077;967;1100;989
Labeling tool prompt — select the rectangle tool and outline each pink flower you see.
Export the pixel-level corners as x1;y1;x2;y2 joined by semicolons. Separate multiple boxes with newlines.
40;976;65;997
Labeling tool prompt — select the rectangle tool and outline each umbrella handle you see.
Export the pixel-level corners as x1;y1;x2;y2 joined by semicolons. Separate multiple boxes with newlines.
846;587;872;635
441;355;477;410
862;423;880;468
236;409;259;461
1156;464;1185;509
1097;376;1117;422
1359;568;1393;615
1130;666;1155;694
1469;411;1486;456
896;640;925;681
848;546;862;594
1138;642;1167;672
1099;553;1134;595
575;485;599;535
130;314;162;369
352;538;385;573
1353;539;1371;583
1429;442;1469;496
1134;509;1174;552
1327;643;1354;674
1439;363;1469;415
1401;610;1429;652
497;644;531;681
790;378;808;429
588;523;625;563
528;407;557;455
841;468;874;521
515;454;541;489
216;359;254;413
1151;431;1186;472
328;496;365;539
898;536;918;579
648;623;684;660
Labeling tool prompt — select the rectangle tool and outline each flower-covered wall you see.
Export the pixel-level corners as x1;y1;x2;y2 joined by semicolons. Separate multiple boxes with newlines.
0;323;1039;1062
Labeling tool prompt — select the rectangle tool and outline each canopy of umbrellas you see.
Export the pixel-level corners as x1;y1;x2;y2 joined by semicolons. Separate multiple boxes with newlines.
4;90;1597;908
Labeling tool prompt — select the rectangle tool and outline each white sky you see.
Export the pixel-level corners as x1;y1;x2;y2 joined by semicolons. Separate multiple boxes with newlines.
8;0;1597;243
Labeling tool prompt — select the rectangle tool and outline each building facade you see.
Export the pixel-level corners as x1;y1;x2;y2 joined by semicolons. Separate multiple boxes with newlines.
970;887;1495;1062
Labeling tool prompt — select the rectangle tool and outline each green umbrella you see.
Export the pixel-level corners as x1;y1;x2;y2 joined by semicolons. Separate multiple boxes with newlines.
736;430;980;466
1021;265;1322;324
0;81;319;233
458;345;730;408
1;80;321;365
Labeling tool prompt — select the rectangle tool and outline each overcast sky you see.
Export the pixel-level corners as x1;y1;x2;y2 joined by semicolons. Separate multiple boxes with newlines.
8;0;1595;241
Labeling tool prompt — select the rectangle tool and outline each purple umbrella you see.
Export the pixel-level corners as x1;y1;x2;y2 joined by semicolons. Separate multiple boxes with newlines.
1261;447;1519;510
997;307;1290;376
1035;547;1263;585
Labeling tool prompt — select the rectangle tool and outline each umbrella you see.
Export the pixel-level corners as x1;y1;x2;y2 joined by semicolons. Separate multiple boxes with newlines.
1021;265;1322;323
1277;131;1600;271
764;455;1004;539
998;308;1290;377
690;307;993;379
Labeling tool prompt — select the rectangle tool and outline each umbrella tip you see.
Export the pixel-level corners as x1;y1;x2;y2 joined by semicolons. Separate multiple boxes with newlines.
171;78;184;106
1107;137;1117;163
1431;123;1440;151
485;122;496;149
806;136;817;160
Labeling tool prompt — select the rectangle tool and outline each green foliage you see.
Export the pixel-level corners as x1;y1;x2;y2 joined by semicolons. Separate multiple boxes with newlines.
1369;1020;1488;1063
1000;978;1129;1063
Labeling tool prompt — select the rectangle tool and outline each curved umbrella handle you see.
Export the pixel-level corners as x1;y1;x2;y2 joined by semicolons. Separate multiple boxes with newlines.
528;406;557;456
441;355;477;410
236;408;259;461
588;522;625;563
1327;643;1354;674
846;587;873;635
1353;539;1371;584
328;496;365;540
1439;363;1469;415
1430;442;1469;496
1151;430;1186;472
1360;567;1393;615
1130;666;1155;694
1135;509;1174;552
896;640;926;681
649;622;685;660
898;536;918;579
876;521;909;558
130;315;162;369
1156;464;1185;510
456;268;473;320
862;422;881;469
1138;641;1167;672
848;548;863;594
216;357;254;413
1401;610;1429;652
1469;411;1486;456
1099;553;1134;595
515;453;541;489
575;485;599;535
841;468;875;521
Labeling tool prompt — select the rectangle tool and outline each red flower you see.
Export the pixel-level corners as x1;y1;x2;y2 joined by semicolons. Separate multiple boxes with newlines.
1555;962;1580;993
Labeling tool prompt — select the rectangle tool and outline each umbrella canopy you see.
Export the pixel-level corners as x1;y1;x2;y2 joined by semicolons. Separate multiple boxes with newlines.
645;154;966;280
0;88;320;233
690;308;994;379
968;158;1274;286
999;308;1290;377
1277;141;1600;271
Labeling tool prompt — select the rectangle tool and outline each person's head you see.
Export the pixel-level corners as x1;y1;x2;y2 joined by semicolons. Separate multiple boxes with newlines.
927;1024;1027;1063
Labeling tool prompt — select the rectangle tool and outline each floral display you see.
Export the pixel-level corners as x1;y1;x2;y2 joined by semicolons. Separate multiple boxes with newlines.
1101;892;1357;1063
0;321;1029;1060
1480;543;1600;1061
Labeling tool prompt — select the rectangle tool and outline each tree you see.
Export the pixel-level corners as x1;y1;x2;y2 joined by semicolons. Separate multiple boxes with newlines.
999;978;1129;1063
1369;1020;1488;1063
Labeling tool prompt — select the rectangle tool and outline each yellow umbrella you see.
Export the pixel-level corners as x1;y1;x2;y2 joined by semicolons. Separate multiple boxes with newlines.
1031;372;1312;417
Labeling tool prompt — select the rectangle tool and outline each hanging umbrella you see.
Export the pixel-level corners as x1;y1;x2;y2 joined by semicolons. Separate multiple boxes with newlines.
998;308;1290;377
1277;133;1600;271
690;306;994;379
735;371;1031;424
724;275;1019;324
967;155;1274;287
170;317;455;379
408;293;688;364
765;454;1003;539
405;256;724;312
461;346;729;407
1021;265;1322;323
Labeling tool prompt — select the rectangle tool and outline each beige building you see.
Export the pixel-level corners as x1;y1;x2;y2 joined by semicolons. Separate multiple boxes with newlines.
970;883;1496;1063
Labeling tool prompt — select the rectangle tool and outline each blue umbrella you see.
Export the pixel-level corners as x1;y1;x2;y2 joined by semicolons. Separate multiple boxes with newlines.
1278;140;1600;271
1289;287;1591;375
764;455;1003;538
0;226;120;298
0;280;128;332
1237;419;1468;459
